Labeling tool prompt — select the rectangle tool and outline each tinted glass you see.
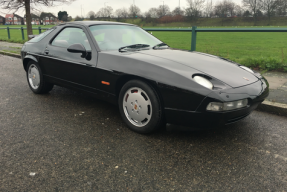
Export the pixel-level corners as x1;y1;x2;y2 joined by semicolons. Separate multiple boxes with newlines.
29;29;54;43
51;27;91;50
89;25;162;51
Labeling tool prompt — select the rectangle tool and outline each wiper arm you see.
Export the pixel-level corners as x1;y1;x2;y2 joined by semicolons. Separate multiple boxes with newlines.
119;44;150;52
153;43;169;50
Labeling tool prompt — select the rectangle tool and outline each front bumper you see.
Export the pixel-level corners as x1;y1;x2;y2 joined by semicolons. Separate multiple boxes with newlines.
165;101;260;130
164;78;269;130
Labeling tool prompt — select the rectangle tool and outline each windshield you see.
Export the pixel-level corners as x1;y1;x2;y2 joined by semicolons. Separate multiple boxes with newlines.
89;25;162;51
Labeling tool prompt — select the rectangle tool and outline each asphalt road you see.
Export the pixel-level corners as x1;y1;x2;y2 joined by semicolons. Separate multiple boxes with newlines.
0;55;287;191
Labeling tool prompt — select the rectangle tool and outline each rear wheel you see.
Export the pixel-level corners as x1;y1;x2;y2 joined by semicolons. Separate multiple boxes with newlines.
27;61;53;94
119;80;163;134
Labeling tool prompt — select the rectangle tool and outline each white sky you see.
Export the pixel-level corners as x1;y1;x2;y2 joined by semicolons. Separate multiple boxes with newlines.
0;0;242;18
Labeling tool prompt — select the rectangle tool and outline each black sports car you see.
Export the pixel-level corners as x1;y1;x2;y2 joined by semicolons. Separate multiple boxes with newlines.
21;21;269;133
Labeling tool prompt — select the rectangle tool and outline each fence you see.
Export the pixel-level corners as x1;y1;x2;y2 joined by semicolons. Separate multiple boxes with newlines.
0;27;49;41
144;27;287;51
1;26;287;51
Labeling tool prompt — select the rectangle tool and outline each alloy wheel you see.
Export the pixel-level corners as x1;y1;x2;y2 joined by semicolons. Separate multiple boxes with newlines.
122;87;152;127
28;64;40;89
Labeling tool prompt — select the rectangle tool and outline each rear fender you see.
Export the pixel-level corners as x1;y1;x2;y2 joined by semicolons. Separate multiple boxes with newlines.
23;55;38;71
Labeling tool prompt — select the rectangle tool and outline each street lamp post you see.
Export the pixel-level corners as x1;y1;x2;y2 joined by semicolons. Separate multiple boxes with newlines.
104;2;109;18
161;1;164;16
132;0;136;18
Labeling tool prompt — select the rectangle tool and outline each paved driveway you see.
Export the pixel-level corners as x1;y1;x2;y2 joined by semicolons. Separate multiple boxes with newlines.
0;55;287;191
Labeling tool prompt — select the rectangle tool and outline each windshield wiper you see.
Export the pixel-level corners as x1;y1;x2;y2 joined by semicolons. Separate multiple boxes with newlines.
119;44;150;52
153;43;169;50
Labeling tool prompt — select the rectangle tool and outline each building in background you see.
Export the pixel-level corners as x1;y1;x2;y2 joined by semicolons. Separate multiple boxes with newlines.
24;14;40;25
5;14;24;25
43;13;58;25
23;12;59;25
4;14;13;24
0;15;5;25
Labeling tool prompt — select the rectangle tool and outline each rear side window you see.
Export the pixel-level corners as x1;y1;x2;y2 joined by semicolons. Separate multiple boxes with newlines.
51;27;91;51
29;29;54;43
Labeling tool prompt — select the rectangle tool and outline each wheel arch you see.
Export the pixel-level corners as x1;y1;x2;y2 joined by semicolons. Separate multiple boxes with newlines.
23;55;38;71
115;75;165;109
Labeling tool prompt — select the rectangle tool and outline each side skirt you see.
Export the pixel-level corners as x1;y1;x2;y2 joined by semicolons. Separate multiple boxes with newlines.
44;75;118;105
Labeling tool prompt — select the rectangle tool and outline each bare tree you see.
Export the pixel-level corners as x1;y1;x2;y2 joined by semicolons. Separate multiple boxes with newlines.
115;8;129;18
186;0;206;20
205;0;213;17
96;6;113;18
234;4;243;16
67;15;72;21
0;0;75;39
87;11;95;20
74;15;82;21
262;0;282;24
172;7;185;16
243;10;251;16
104;6;113;18
242;0;263;25
214;2;225;17
95;9;102;17
145;8;158;18
214;0;236;17
276;0;287;15
129;4;141;18
228;1;236;15
157;5;171;17
115;9;121;18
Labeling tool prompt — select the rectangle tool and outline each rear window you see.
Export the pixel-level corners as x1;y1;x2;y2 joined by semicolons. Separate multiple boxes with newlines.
28;29;54;43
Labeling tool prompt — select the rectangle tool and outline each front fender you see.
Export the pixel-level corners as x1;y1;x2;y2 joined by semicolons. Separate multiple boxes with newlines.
98;51;213;111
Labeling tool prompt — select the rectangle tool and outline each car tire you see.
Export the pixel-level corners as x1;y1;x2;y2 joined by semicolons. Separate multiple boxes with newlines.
119;80;163;134
26;61;54;94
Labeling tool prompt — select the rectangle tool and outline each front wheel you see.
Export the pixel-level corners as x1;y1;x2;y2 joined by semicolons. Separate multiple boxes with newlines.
26;61;54;94
119;80;163;134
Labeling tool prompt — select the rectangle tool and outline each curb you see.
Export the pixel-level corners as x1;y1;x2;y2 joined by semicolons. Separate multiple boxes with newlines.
0;51;21;58
257;100;287;116
0;51;286;117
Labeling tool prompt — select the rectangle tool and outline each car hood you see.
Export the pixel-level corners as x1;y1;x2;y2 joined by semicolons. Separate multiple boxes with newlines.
137;49;258;88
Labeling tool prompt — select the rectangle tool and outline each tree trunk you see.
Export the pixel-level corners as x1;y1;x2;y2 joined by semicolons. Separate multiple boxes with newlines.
268;13;271;25
253;10;256;26
25;0;33;39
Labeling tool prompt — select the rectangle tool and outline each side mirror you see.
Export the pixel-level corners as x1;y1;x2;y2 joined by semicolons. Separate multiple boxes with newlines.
67;43;87;58
28;35;36;39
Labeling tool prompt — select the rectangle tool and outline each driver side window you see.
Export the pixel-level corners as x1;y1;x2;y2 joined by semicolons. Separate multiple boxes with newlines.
52;27;91;51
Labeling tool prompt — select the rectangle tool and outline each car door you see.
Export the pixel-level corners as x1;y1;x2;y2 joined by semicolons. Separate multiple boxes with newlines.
39;26;99;93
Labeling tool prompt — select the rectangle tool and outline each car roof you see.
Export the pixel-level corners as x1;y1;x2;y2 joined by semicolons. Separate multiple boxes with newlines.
68;21;136;27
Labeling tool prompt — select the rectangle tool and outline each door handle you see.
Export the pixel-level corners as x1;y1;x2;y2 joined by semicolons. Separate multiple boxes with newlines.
44;49;49;54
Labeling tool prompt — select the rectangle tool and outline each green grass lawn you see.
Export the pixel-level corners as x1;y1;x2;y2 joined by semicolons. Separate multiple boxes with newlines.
0;25;54;43
151;31;287;60
152;28;287;71
0;25;286;71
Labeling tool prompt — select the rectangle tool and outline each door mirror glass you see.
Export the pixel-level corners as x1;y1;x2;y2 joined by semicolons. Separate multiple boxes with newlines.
67;43;87;58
